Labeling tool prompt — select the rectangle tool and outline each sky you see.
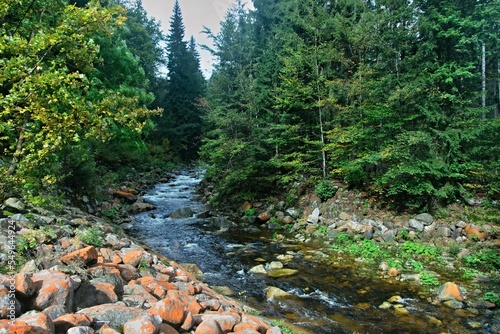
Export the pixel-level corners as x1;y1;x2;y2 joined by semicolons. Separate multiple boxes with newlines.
141;0;254;77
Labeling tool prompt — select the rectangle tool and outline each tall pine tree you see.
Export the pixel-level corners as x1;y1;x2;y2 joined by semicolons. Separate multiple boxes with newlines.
153;0;205;160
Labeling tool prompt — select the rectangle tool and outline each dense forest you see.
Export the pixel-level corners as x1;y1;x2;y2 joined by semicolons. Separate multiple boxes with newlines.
0;0;204;204
1;0;499;212
202;0;500;211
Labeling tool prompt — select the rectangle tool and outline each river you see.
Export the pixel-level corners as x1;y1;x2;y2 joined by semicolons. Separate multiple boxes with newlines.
129;168;490;334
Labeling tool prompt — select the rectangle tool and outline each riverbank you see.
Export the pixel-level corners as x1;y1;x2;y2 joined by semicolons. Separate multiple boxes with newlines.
199;177;500;333
0;168;283;334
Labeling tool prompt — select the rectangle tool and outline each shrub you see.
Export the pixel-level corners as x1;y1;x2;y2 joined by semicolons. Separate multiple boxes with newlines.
76;226;105;247
315;180;337;202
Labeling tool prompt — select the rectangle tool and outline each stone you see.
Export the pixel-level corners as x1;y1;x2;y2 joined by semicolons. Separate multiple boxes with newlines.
4;197;25;212
158;323;180;334
249;265;267;274
408;219;424;232
338;212;351;221
77;303;148;330
258;211;271;223
29;270;74;311
167;290;202;315
130;201;157;214
307;208;320;224
415;213;433;225
240;202;252;212
437;282;465;302
148;296;186;326
387;268;399;277
99;248;122;264
443;299;464;309
436;226;452;238
114;190;138;203
123;315;160;334
42;305;69;321
267;269;298;278
122;250;145;267
53;313;93;333
60;246;99;266
194;318;224;334
67;326;95;334
87;265;125;295
193;312;241;333
123;283;158;308
265;287;292;299
99;324;121;334
74;281;118;309
170;207;194;219
267;261;283;270
19;311;55;334
0;285;21;319
465;224;487;241
381;229;397;242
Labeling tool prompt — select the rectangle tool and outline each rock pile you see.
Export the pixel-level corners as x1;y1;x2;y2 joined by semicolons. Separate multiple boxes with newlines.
0;197;282;334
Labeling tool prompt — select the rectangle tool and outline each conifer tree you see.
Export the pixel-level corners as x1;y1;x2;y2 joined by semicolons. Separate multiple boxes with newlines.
153;0;205;160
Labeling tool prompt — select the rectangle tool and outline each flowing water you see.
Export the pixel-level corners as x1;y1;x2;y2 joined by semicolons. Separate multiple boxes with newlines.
130;169;489;334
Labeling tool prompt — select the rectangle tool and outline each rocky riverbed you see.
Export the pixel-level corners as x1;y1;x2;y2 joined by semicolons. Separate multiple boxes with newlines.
0;172;283;334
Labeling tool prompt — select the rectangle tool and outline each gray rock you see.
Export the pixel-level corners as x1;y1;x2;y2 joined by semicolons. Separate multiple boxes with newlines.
382;229;397;242
436;227;452;238
42;305;69;320
307;208;320;224
408;219;424;232
3;197;25;212
415;213;433;225
443;299;464;309
170;206;194;218
67;326;95;334
249;264;267;274
77;303;148;330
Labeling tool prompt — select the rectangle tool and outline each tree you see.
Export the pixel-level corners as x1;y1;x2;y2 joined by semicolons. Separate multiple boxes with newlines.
152;0;205;160
0;0;160;192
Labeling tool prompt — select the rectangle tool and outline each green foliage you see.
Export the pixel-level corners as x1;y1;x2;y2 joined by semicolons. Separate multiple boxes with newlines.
244;208;256;217
315;181;337;202
483;291;500;306
76;226;105;247
420;272;440;287
463;249;500;271
400;241;441;260
271;320;295;334
16;232;38;255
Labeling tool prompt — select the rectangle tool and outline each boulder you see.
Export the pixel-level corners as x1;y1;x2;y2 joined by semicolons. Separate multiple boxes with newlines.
122;283;158;308
29;270;74;311
193;312;241;333
148;296;186;326
74;281;118;309
123;315;161;334
53;313;93;333
67;326;95;334
170;207;194;219
248;265;266;275
15;272;35;297
19;311;55;334
60;246;99;266
415;213;433;225
307;208;320;224
122;250;145;267
267;269;298;278
265;287;293;299
0;285;21;319
194;318;224;334
77;303;148;330
3;197;25;212
437;282;464;302
258;211;271;223
465;224;487;241
408;219;424;232
130;202;157;214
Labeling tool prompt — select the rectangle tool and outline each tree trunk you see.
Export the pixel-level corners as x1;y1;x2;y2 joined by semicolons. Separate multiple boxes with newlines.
7;114;29;176
482;43;486;119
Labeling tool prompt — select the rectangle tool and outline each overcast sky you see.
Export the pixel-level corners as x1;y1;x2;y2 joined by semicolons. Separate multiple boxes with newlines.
141;0;254;77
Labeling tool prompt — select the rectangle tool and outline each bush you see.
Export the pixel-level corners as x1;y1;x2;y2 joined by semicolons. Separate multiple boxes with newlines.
76;226;105;247
315;180;337;202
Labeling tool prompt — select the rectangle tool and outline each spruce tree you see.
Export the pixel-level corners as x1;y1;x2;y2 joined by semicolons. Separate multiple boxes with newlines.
153;0;205;160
